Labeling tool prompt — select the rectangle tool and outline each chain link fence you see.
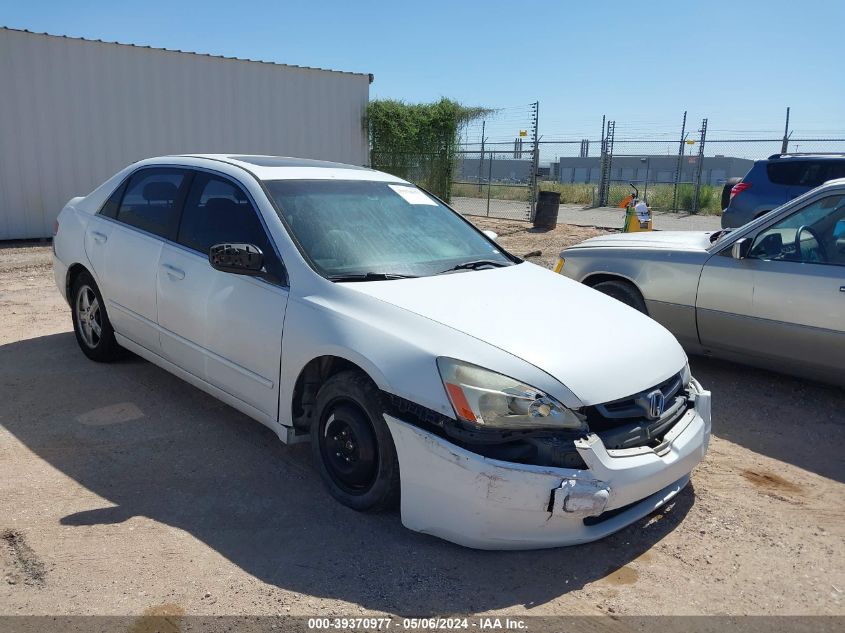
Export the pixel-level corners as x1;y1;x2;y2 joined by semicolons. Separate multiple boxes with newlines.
369;150;453;201
372;106;845;221
539;119;845;214
449;103;539;221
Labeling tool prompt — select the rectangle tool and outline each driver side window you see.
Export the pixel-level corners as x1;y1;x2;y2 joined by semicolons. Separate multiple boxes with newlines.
750;194;845;267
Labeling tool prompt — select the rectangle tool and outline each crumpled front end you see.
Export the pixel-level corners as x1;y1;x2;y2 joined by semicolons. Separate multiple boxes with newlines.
385;380;711;550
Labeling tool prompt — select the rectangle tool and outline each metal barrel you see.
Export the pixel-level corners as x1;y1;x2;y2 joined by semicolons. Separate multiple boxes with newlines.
533;190;561;229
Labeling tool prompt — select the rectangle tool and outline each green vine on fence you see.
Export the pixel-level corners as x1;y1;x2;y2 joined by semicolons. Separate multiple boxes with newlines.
367;98;491;200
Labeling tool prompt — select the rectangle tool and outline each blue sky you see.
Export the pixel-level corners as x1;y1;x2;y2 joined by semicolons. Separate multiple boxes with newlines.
4;0;844;140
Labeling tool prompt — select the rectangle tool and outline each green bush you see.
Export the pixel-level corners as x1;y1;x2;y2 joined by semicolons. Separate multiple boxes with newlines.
367;99;490;200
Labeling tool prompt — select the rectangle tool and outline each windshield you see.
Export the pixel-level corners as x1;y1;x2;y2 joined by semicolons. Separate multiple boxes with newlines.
265;180;513;279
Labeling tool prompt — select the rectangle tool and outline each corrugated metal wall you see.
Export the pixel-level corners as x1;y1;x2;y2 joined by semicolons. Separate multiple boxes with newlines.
0;28;370;239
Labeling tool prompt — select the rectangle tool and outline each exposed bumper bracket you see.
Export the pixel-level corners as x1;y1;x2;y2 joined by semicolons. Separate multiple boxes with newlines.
550;479;611;517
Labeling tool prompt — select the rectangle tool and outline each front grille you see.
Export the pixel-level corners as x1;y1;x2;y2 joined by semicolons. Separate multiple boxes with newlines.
583;372;690;450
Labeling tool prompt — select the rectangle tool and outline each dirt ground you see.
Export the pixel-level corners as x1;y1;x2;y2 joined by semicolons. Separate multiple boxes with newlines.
1;233;843;620
471;217;612;269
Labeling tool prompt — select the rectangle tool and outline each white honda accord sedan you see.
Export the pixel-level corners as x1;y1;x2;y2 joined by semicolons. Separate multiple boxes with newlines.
52;155;711;549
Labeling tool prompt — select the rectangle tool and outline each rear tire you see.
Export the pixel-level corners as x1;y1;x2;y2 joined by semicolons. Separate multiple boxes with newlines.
592;280;647;314
70;271;122;362
310;370;400;512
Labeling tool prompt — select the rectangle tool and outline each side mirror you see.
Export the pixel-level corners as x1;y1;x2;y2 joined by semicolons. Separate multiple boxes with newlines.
209;243;264;275
482;230;498;241
731;238;752;260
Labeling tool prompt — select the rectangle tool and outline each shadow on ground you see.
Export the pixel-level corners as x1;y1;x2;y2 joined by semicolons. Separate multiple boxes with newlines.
689;355;845;483
2;333;703;614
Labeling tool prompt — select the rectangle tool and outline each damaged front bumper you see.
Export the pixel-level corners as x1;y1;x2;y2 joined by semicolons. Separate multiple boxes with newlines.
385;380;711;550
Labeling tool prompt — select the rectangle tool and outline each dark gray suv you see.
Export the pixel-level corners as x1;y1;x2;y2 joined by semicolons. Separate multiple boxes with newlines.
721;153;845;228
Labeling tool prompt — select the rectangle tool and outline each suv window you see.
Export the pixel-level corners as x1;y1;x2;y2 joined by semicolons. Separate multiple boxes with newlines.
177;172;284;283
750;194;845;266
767;160;845;188
116;169;188;238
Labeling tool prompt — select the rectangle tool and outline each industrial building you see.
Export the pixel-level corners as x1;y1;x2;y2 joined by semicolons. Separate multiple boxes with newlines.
457;157;533;184
0;27;372;239
456;153;753;188
554;155;754;186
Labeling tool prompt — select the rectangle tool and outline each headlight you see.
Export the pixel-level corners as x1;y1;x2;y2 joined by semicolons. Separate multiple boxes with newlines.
681;361;691;387
437;358;585;430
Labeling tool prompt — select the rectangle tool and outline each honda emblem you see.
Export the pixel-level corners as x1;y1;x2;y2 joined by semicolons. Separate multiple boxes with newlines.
646;390;665;419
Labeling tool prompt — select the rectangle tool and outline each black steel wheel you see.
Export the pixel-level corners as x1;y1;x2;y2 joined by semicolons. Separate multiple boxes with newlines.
320;402;379;495
310;370;400;511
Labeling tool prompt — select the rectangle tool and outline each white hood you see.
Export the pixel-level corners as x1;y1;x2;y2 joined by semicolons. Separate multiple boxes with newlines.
570;231;715;251
342;263;687;406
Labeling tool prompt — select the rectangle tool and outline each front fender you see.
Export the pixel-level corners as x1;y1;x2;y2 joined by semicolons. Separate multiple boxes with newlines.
278;288;584;429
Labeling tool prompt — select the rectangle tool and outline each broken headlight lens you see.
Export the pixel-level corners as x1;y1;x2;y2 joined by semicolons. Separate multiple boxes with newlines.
437;358;585;430
681;361;691;387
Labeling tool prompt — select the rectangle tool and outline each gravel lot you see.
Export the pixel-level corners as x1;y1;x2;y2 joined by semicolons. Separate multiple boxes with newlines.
1;232;843;619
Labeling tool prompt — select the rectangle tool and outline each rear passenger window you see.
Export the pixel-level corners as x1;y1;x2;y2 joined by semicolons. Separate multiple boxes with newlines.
99;179;129;219
177;173;272;255
766;162;805;185
116;169;187;238
826;162;845;181
798;163;828;188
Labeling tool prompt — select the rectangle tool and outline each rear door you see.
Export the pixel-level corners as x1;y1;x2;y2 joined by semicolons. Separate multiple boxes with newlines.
157;170;288;419
84;167;190;352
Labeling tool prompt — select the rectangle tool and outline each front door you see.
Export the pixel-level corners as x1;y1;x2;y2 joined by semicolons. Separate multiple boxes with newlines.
742;193;845;377
157;171;289;419
697;191;845;376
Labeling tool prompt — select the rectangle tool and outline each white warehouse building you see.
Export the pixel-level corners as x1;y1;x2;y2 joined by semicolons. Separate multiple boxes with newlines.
0;27;372;240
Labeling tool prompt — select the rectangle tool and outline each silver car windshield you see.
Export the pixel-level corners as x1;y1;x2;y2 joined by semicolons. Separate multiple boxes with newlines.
265;180;513;279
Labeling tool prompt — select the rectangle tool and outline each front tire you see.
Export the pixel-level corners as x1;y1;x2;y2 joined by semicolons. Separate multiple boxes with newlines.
592;280;647;314
311;370;400;512
70;271;122;362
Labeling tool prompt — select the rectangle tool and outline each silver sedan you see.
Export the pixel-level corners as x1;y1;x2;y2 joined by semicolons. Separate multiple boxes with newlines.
558;179;845;386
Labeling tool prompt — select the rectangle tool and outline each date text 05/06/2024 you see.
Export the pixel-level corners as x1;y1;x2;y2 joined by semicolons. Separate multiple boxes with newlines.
307;617;528;630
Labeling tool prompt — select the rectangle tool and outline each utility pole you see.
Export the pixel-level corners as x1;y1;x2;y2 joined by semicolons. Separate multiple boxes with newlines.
530;101;540;220
781;107;791;154
692;118;708;214
477;120;485;193
672;111;687;212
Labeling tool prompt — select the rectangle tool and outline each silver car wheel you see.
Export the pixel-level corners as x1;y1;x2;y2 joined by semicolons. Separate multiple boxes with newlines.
75;285;102;349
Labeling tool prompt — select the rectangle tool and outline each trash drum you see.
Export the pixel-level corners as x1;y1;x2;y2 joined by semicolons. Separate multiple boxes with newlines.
533;191;561;229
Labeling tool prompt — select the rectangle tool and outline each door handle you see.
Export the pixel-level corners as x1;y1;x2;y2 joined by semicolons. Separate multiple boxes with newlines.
840;286;845;293
161;264;185;281
91;231;108;244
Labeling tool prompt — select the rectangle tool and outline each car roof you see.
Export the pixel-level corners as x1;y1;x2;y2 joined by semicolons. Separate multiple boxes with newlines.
172;154;408;183
764;153;845;162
